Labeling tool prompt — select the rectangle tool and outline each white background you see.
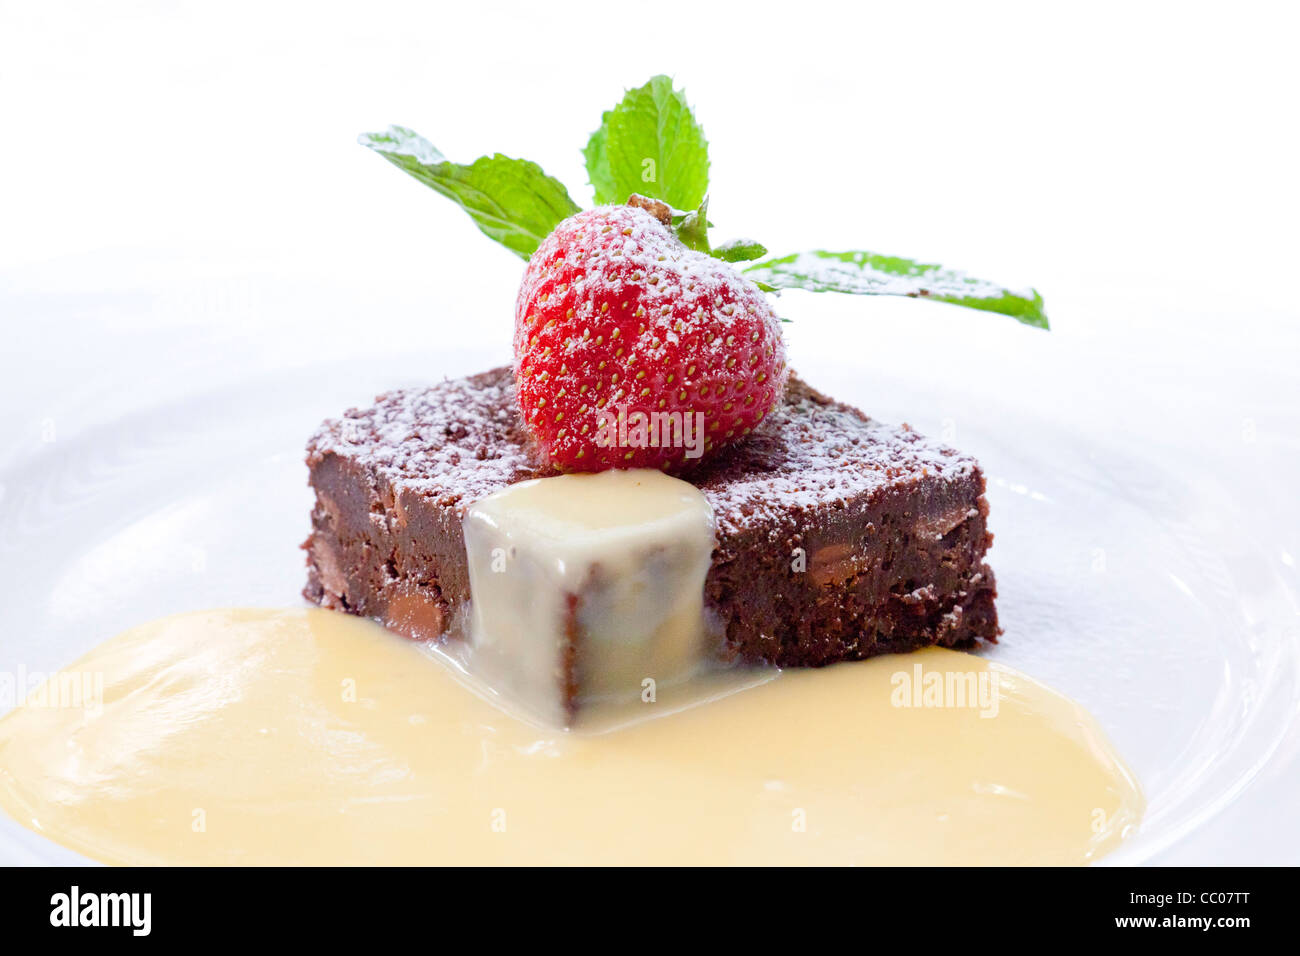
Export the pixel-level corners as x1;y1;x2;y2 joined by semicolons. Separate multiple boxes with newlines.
2;1;1298;864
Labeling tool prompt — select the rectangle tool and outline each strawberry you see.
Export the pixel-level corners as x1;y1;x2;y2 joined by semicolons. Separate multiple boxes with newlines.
514;197;788;472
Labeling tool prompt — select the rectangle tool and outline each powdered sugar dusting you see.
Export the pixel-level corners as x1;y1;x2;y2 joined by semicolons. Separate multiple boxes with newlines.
307;369;535;511
514;204;787;470
742;250;1046;328
307;368;978;534
692;378;978;538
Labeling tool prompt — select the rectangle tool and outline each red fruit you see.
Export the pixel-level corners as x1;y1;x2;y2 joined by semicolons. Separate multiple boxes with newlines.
514;199;787;471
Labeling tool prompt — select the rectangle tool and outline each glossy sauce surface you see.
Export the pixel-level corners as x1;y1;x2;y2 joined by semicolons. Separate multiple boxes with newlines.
0;608;1143;865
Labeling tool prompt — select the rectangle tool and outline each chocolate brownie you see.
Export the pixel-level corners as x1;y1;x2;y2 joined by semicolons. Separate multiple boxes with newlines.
303;366;998;667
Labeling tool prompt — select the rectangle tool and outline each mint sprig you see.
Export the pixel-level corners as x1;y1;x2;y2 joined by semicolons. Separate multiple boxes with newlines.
744;251;1049;329
583;75;710;213
362;79;1049;329
673;198;711;252
359;126;579;259
713;239;768;264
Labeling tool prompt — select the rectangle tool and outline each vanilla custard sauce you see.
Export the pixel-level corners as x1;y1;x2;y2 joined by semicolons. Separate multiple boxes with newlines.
0;470;1142;864
0;606;1142;865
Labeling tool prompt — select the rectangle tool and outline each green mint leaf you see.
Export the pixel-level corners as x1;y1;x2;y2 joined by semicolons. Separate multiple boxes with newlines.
744;250;1049;329
674;197;710;252
583;75;709;210
713;239;768;263
361;126;580;259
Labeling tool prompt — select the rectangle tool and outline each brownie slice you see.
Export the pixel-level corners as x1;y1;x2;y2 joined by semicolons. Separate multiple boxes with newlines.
303;366;998;667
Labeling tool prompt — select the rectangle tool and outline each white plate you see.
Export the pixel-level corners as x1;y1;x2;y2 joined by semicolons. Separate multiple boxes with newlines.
2;315;1298;866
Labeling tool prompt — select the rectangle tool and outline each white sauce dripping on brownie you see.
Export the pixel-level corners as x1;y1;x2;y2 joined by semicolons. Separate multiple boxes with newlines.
460;469;719;728
0;608;1143;865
